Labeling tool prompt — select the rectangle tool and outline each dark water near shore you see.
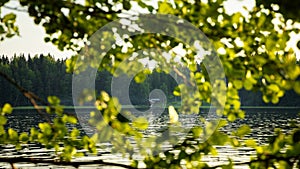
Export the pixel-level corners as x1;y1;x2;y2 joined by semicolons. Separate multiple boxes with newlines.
1;108;299;168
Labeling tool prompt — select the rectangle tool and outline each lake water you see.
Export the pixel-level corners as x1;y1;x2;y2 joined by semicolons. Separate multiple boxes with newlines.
0;108;299;168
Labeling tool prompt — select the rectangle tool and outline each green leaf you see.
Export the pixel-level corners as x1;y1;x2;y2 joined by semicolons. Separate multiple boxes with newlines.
3;13;16;23
8;128;18;141
62;114;68;123
101;91;110;102
30;127;39;141
228;113;236;122
231;138;240;147
294;81;300;95
244;139;257;147
235;125;251;137
271;96;279;104
44;37;51;42
137;1;147;8
75;152;85;157
70;128;80;138
19;132;29;142
243;79;253;90
39;123;52;135
132;117;148;130
67;116;77;124
189;63;197;72
192;126;203;137
268;84;280;92
265;37;276;52
231;12;242;24
0;25;5;34
232;100;241;110
178;150;187;159
158;1;174;14
237;110;245;119
0;126;5;135
173;86;181;96
134;72;147;83
262;94;270;103
5;33;14;38
257;13;266;27
2;104;13;114
97;127;112;142
48;96;60;105
210;131;229;145
218;119;228;128
0;116;7;125
233;80;243;89
122;1;131;10
221;159;234;169
131;160;139;168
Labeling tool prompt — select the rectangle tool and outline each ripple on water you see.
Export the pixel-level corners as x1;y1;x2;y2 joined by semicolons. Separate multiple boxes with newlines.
0;110;299;168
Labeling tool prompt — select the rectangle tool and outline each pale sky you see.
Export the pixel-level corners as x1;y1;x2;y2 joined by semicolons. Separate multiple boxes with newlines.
0;9;75;59
0;0;299;60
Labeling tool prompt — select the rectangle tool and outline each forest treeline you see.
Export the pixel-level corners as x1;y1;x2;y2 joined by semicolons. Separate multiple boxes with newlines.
0;54;299;107
0;54;178;106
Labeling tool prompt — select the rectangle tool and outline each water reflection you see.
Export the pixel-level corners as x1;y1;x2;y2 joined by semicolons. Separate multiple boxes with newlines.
1;108;299;168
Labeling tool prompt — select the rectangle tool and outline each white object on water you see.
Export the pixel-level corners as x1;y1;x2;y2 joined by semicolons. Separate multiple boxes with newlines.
149;98;160;107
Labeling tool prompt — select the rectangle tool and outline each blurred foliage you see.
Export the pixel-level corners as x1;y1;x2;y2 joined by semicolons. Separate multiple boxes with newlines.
0;101;97;161
256;0;300;23
0;0;300;168
0;12;18;41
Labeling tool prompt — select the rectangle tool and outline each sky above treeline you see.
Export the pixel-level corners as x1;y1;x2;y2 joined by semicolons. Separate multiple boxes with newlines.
0;0;299;60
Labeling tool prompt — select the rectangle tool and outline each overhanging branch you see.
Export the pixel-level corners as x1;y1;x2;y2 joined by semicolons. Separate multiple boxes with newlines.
0;157;138;169
3;5;27;13
0;70;51;123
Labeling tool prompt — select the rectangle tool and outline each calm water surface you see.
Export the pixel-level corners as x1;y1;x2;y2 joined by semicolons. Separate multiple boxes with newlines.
0;108;299;168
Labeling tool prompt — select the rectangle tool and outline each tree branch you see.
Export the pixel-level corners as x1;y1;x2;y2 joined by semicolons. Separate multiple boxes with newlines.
2;5;27;13
0;157;138;169
209;154;300;169
0;70;77;120
0;70;52;123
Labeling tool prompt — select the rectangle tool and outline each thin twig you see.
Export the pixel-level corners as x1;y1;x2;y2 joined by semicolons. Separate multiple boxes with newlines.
0;157;138;169
0;70;52;123
9;162;16;169
0;70;77;120
3;5;27;13
208;155;299;169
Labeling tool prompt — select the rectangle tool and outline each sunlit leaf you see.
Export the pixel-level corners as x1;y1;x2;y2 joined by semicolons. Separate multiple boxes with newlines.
8;128;18;141
192;126;203;137
67;116;77;124
294;81;300;95
48;96;60;105
132;117;148;130
2;13;16;23
19;132;29;142
2;104;13;114
158;1;174;14
228;113;236;122
168;106;178;124
234;125;251;137
39;123;52;135
101;91;110;102
233;80;243;89
244;139;257;147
